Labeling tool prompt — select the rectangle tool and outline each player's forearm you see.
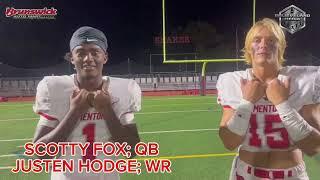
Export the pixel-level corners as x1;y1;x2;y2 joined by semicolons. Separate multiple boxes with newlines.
35;109;82;144
307;117;320;132
219;100;253;150
219;127;244;151
295;130;320;156
101;109;140;146
101;108;123;136
275;101;320;156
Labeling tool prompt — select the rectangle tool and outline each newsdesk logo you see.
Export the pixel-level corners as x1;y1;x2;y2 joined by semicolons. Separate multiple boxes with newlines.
5;7;58;20
275;5;310;34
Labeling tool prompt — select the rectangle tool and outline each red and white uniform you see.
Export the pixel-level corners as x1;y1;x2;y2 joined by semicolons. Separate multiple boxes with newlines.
217;66;319;180
33;75;141;180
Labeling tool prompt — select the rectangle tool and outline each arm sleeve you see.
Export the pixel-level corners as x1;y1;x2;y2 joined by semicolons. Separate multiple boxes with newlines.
33;78;59;128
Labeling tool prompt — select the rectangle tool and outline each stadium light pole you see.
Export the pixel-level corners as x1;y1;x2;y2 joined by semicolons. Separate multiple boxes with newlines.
253;0;256;25
127;57;131;75
235;25;239;70
149;53;152;74
0;61;2;77
68;60;72;74
0;62;2;77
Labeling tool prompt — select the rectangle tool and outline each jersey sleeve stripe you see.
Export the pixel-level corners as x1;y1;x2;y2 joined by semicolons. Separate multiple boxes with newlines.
38;112;58;121
223;105;232;109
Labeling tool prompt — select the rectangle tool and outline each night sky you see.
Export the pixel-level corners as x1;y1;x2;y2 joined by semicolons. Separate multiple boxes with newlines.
0;0;319;69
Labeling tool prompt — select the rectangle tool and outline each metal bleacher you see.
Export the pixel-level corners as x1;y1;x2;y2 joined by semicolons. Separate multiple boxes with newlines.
0;73;219;97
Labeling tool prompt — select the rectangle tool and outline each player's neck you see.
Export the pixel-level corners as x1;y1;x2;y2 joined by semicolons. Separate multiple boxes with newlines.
252;65;279;83
76;74;103;91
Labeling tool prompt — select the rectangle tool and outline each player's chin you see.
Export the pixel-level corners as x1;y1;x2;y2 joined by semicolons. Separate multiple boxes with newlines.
255;58;274;66
81;70;98;79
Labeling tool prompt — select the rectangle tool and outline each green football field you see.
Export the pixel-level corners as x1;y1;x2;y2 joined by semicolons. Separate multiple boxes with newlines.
0;95;319;180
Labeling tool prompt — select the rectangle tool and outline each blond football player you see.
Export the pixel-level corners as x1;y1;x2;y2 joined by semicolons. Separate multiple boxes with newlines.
217;18;320;180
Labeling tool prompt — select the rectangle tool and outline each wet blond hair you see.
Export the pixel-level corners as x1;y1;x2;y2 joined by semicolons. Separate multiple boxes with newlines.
243;18;286;65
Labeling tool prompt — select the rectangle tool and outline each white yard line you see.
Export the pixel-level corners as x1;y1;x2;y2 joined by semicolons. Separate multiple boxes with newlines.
140;128;218;134
145;96;216;101
0;109;221;122
0;166;14;170
0;138;32;142
0;154;19;158
137;109;214;115
0;128;219;143
145;102;215;107
0;117;37;122
0;103;33;107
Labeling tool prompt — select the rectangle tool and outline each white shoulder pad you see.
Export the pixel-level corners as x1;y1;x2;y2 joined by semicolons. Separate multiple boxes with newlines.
33;78;52;116
128;79;142;112
107;77;142;124
281;66;319;76
120;79;141;112
281;66;319;108
312;70;320;103
33;77;60;127
216;70;248;109
33;75;74;122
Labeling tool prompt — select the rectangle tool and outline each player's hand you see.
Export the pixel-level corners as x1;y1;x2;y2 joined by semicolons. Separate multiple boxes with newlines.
69;88;91;114
93;79;113;113
266;78;290;105
240;78;266;103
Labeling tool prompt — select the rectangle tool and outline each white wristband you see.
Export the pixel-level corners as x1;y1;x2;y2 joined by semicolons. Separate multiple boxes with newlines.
227;99;254;136
276;101;314;142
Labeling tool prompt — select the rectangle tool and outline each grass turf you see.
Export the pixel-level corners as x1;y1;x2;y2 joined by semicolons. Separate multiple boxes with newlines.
0;96;319;180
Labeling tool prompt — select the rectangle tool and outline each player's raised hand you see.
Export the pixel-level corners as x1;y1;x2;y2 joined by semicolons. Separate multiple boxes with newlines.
93;78;113;113
266;77;290;105
70;89;91;113
240;78;266;103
